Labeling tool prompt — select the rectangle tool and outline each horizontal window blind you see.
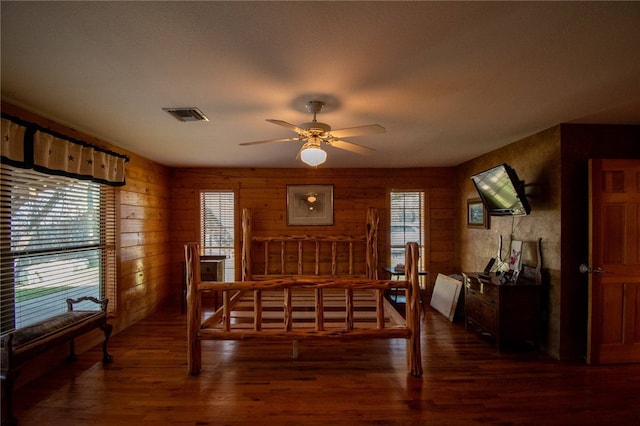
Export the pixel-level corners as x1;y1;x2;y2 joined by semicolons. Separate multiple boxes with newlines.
200;191;235;281
390;191;425;268
1;164;116;334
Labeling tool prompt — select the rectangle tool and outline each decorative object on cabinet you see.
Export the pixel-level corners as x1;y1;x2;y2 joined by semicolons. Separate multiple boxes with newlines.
463;238;543;350
287;184;334;225
483;258;496;274
508;240;523;272
493;235;509;272
520;238;543;285
495;237;541;283
521;265;538;281
467;198;489;229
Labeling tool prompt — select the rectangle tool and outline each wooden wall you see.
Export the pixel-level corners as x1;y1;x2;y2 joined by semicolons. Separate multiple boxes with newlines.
8;97;637;375
456;126;563;357
456;123;640;361
117;154;171;327
169;167;457;306
2;102;172;386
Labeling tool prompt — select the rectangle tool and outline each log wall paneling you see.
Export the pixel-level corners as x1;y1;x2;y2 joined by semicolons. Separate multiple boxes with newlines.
170;167;457;309
1;102;173;389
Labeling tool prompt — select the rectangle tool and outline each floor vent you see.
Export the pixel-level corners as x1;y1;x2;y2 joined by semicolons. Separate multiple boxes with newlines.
163;107;209;122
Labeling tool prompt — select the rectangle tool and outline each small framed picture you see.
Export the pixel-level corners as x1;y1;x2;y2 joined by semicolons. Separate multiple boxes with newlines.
508;240;523;273
286;184;334;226
522;265;537;281
467;198;489;229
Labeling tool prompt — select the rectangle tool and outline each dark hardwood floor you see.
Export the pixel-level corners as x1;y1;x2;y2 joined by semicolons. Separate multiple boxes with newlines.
9;306;640;425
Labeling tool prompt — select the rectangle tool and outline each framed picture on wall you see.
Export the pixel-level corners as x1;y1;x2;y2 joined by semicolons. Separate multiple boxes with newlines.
467;198;489;229
287;184;334;225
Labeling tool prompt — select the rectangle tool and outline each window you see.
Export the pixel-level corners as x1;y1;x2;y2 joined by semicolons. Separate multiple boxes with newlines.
0;164;117;334
389;191;425;268
200;191;235;281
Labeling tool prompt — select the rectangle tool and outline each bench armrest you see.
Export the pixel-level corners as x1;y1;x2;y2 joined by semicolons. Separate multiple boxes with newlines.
66;296;109;312
1;333;15;371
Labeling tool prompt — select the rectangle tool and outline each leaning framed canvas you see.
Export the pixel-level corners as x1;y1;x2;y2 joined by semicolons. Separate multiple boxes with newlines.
467;198;489;229
287;184;334;225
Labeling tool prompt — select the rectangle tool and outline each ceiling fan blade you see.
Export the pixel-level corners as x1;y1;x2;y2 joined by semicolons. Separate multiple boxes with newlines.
327;139;376;155
239;137;302;146
266;119;305;134
328;124;386;139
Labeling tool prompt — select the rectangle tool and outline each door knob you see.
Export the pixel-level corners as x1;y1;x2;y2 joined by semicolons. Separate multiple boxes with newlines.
579;264;604;274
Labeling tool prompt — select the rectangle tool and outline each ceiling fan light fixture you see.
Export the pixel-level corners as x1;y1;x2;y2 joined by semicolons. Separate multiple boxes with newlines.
300;143;327;167
240;98;383;166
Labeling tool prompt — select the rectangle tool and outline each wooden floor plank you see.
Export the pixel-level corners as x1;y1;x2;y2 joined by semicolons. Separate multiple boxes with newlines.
9;306;640;425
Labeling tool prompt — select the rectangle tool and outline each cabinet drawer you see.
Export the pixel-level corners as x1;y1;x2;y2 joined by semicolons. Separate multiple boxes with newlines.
465;293;497;331
479;283;497;301
466;286;496;306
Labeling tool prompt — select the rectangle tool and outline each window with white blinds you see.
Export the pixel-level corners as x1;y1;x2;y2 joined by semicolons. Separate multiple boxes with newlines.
390;191;425;268
200;191;235;281
0;164;117;334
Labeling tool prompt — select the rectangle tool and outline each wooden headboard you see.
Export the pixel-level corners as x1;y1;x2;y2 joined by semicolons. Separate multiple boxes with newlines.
241;207;380;281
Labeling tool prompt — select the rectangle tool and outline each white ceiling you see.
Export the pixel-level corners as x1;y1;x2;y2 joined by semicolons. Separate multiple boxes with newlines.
2;1;639;168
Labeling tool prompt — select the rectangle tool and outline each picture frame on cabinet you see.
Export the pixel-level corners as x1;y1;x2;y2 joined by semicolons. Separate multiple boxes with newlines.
287;184;334;225
508;240;523;273
467;198;489;229
521;265;537;281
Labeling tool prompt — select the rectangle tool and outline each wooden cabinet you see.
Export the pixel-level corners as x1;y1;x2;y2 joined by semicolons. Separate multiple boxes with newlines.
463;273;541;351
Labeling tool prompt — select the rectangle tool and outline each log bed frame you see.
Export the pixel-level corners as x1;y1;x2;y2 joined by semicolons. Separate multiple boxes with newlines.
185;208;422;376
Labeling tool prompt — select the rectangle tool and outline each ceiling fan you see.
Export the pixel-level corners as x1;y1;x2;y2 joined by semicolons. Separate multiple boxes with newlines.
239;100;385;166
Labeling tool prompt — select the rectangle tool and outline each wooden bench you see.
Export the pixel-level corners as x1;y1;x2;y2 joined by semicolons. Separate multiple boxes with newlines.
1;296;113;426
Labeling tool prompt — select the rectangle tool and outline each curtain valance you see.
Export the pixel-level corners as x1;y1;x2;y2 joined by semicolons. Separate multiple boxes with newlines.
1;114;128;186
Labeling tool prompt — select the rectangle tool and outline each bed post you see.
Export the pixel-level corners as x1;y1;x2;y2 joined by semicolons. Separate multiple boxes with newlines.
242;208;252;281
366;207;379;279
405;242;423;376
185;243;202;375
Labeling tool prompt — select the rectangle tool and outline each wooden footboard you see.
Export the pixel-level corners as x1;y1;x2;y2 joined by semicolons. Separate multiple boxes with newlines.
184;241;422;376
186;207;421;376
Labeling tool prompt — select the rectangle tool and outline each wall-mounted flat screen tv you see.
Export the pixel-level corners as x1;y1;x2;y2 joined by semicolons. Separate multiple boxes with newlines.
471;163;531;216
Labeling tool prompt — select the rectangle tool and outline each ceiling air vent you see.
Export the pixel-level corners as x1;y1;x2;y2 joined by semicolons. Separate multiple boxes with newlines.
163;107;209;122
